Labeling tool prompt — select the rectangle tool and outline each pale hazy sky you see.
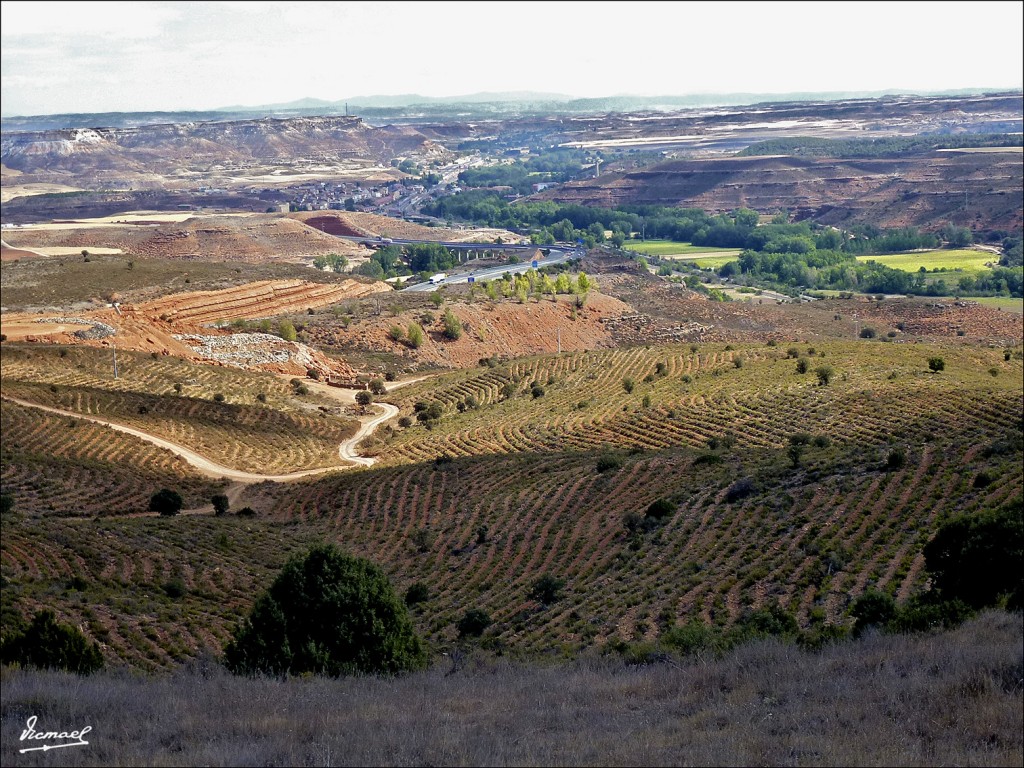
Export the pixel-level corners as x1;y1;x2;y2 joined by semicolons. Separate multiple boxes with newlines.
2;0;1022;116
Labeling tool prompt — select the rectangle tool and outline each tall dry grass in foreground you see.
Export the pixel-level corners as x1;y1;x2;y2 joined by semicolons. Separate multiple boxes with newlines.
1;611;1020;767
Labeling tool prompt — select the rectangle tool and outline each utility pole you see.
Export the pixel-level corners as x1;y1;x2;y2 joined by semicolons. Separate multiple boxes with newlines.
557;327;561;355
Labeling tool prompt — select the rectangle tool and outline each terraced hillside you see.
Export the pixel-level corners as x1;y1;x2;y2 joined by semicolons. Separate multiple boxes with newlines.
292;210;524;244
1;214;373;262
0;345;359;474
1;338;1019;670
374;341;1022;464
1;399;226;517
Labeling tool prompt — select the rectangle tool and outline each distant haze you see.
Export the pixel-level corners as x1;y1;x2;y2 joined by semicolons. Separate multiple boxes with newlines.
1;0;1022;117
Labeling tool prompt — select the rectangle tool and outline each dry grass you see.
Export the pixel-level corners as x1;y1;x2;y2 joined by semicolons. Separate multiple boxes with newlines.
1;611;1019;766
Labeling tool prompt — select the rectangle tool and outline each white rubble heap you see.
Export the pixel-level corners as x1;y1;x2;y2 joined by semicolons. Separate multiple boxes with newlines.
173;332;318;370
37;317;117;340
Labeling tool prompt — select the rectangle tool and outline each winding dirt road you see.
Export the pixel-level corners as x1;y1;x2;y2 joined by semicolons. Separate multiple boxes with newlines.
1;396;398;483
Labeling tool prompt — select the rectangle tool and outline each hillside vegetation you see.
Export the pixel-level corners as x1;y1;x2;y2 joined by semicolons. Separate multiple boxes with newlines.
2;337;1020;669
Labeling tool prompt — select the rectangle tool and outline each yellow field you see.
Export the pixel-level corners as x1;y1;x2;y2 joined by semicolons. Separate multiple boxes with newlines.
856;249;1000;274
0;183;84;203
29;246;124;256
14;211;257;231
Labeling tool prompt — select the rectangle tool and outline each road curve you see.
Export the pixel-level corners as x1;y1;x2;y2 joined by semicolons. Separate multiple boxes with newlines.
1;396;395;483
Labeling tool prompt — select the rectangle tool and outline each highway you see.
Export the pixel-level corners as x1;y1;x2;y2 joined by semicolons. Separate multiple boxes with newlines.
403;247;581;291
329;234;584;292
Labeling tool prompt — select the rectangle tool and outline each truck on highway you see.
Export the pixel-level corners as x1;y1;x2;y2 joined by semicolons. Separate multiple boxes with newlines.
428;273;447;284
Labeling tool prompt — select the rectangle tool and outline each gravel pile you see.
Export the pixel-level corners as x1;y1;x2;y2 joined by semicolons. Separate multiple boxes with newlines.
37;317;117;339
174;333;316;369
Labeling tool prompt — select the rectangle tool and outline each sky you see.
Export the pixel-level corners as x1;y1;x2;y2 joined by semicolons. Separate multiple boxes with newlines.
1;0;1022;116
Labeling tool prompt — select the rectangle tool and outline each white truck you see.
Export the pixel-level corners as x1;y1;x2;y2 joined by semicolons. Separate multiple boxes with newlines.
428;273;447;285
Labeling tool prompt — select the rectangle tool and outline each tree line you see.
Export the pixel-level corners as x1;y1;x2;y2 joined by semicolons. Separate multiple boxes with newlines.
737;133;1023;159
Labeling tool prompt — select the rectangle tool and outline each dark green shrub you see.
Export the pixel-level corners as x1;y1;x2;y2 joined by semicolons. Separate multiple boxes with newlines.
796;357;809;374
725;477;756;503
928;357;946;373
441;309;462;340
224;544;426;677
850;590;897;637
798;623;849;651
404;582;430;606
645;498;675;521
692;452;723;466
731;604;799;643
149;488;183;516
661;620;723;657
163;578;187;599
886;595;973;634
885;447;907;471
529;575;565;605
596;454;624;473
859;327;877;339
1;610;103;674
457;608;492;638
416;402;443;422
973;471;993;489
212;494;230;517
923;499;1023;609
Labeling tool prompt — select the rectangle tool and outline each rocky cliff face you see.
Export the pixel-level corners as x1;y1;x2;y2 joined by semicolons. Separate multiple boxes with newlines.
535;152;1024;232
1;115;447;185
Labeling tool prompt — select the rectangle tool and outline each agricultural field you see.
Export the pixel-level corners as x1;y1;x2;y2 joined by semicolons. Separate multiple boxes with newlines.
972;295;1024;313
855;248;1001;274
0;253;349;310
2;335;1020;669
0;345;360;474
623;239;743;257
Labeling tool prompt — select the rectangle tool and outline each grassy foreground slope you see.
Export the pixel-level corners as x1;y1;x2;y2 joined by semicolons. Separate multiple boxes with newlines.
1;611;1020;766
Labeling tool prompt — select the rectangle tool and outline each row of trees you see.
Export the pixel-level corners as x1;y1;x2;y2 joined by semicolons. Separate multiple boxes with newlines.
738;132;1023;159
476;269;591;303
457;149;587;195
721;247;1023;297
424;191;989;259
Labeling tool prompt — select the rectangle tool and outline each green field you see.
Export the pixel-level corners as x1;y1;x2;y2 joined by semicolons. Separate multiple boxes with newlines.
855;249;1000;274
972;296;1024;314
676;253;742;270
623;239;742;257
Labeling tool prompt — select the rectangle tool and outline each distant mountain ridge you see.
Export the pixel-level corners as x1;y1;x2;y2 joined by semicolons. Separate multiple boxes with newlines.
4;88;1019;132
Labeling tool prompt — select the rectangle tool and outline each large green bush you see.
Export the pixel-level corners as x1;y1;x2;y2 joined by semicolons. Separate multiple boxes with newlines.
923;499;1022;610
149;488;183;516
1;610;103;674
224;544;426;677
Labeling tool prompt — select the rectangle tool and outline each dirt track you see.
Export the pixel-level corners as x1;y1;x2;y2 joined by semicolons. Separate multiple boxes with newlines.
1;396;396;483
